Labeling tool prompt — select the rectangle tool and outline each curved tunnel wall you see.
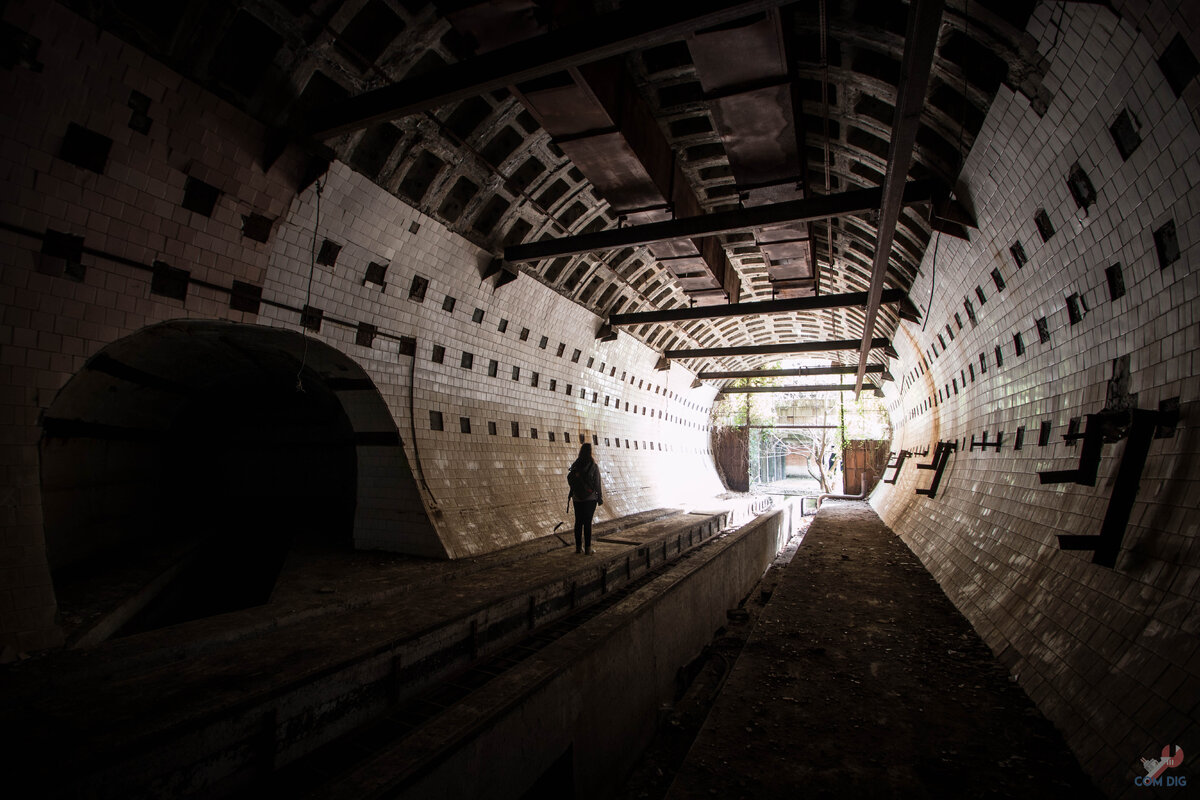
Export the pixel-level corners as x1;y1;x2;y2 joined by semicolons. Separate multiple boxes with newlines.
0;2;723;651
873;4;1198;795
2;2;1195;795
39;322;415;573
261;162;724;558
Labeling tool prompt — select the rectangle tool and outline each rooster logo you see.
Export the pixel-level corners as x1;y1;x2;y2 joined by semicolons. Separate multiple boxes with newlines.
1141;745;1184;781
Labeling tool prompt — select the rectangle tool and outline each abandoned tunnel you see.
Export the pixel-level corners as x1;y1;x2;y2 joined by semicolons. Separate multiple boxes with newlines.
0;1;1196;798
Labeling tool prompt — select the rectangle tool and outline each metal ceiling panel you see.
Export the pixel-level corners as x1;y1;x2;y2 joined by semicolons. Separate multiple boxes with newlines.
687;10;787;93
708;83;801;186
660;255;710;276
761;239;812;277
687;288;732;306
513;72;614;136
677;275;723;291
647;238;703;259
557;132;668;212
741;182;804;206
772;281;817;299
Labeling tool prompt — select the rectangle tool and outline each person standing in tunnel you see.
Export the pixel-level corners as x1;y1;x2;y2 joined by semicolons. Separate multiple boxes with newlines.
567;443;603;554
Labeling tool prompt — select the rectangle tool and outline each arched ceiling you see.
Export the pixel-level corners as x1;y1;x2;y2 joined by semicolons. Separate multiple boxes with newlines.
67;0;1050;384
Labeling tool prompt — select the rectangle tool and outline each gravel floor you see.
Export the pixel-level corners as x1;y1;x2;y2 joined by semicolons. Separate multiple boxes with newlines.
660;501;1102;799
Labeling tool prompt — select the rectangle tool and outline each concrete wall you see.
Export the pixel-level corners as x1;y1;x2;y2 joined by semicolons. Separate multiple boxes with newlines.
0;1;724;652
872;3;1199;796
387;507;789;800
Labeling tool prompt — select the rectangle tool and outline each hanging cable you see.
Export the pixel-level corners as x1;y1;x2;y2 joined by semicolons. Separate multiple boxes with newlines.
295;180;322;392
922;230;940;331
819;0;836;330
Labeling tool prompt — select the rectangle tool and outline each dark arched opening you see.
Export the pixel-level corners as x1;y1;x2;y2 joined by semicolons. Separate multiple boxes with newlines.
41;321;367;642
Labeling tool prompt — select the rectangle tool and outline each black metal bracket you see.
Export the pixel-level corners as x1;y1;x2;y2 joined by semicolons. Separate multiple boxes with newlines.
915;440;957;498
1038;413;1108;486
915;441;945;470
883;449;912;484
1040;409;1162;567
969;430;1003;451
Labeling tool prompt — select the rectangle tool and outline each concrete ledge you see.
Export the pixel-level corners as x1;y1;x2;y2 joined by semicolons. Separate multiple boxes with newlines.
7;507;761;798
322;506;790;799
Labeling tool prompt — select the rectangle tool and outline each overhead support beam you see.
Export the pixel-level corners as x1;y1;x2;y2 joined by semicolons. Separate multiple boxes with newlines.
665;338;895;360
896;293;922;323
747;425;840;429
930;195;977;241
854;0;945;395
700;364;889;380
719;383;881;394
505;181;935;263
482;257;519;289
609;289;912;326
312;0;793;139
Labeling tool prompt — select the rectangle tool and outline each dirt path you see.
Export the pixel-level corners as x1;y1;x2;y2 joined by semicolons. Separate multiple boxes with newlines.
648;501;1101;799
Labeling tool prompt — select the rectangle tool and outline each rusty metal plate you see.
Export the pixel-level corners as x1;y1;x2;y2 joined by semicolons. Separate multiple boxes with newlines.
709;83;801;187
767;254;812;281
741;182;804;207
672;164;705;219
446;2;546;54
685;288;732;305
756;222;810;245
648;238;701;259
558;131;669;212
687;10;786;93
623;208;673;225
762;239;811;267
516;74;613;136
772;279;817;299
660;255;710;276
677;274;722;291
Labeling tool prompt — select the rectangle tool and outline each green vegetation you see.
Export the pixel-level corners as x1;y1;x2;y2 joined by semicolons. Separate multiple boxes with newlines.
710;361;893;493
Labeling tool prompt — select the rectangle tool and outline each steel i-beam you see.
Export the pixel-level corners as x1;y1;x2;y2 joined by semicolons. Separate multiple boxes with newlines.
665;337;894;360
718;383;880;394
505;181;934;263
699;364;889;380
609;289;913;326
854;0;945;395
313;0;794;138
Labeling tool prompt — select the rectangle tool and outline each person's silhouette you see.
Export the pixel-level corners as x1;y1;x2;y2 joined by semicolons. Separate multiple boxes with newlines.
566;443;603;554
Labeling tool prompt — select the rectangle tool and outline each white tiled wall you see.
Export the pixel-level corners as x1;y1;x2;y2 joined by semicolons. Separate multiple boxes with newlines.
0;2;725;650
873;4;1198;796
262;162;725;558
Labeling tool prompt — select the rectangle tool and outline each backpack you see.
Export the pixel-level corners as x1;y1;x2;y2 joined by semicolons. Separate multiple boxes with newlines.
567;465;590;498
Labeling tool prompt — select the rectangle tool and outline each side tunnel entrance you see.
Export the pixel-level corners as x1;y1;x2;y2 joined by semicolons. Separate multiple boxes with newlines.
40;320;440;643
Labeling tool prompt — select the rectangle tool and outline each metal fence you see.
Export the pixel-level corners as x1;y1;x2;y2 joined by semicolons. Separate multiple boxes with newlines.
750;442;788;485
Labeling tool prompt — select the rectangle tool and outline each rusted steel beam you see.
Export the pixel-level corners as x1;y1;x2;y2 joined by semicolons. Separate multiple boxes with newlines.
609;289;907;326
506;181;934;263
746;424;840;429
719;383;880;394
313;0;793;138
854;0;945;395
665;337;894;360
700;364;888;380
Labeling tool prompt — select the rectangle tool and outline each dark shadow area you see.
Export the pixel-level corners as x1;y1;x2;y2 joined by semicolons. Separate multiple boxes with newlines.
41;322;360;642
116;370;356;636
